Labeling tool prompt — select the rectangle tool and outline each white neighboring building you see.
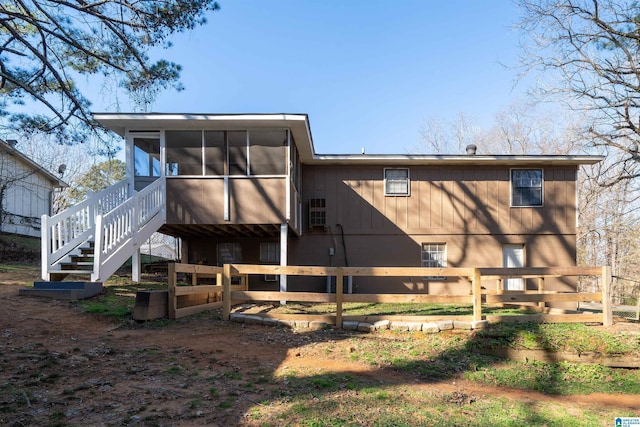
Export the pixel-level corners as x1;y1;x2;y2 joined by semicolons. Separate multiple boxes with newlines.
139;239;178;261
0;140;67;237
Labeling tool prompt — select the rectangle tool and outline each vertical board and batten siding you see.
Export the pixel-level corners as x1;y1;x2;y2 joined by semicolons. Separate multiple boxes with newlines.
289;164;579;295
165;177;286;225
303;165;577;235
0;154;55;237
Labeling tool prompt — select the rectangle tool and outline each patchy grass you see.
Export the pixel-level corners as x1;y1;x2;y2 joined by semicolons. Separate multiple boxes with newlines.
247;384;633;426
262;302;536;317
76;278;167;320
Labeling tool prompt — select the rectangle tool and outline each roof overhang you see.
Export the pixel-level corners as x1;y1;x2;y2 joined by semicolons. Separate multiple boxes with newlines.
93;112;316;160
93;112;603;167
306;154;604;166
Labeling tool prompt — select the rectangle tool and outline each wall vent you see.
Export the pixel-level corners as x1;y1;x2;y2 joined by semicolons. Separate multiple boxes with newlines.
309;198;327;229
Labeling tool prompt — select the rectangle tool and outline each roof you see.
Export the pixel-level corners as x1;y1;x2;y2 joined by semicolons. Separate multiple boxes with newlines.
93;113;603;166
0;140;67;187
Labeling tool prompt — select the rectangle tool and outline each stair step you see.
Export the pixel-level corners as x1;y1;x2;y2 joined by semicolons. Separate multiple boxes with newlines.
60;262;94;270
70;255;94;263
20;281;103;300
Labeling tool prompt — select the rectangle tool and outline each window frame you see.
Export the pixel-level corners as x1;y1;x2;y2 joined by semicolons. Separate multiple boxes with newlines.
384;168;410;196
510;168;544;207
259;242;280;264
421;242;447;281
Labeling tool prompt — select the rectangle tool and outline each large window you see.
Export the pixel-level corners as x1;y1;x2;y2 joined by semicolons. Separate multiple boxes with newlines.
511;169;543;207
249;130;287;175
384;168;410;196
204;131;226;175
165;131;202;176
228;131;248;175
134;138;160;177
162;129;289;177
421;243;446;280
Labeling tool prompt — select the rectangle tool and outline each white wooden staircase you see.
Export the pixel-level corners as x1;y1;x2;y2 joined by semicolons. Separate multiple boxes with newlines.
41;178;166;282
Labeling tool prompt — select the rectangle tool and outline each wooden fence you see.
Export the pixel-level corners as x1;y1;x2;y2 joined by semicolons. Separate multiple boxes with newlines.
167;263;613;326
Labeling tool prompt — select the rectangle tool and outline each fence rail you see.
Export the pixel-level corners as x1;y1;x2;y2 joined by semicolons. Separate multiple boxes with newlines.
167;263;613;326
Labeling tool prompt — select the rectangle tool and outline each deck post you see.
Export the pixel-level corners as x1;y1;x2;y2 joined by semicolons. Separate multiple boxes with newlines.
168;262;177;319
279;223;288;305
601;265;613;326
336;267;344;328
222;263;232;320
132;247;141;283
472;268;482;321
537;277;545;309
41;214;50;281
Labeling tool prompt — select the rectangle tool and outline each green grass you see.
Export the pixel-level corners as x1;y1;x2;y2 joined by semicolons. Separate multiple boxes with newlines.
249;385;634;426
76;279;167;320
263;302;536;317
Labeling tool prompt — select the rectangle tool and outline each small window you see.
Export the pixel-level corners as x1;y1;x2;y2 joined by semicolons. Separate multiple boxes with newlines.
217;243;242;266
421;243;446;280
511;169;543;207
384;168;410;196
260;242;280;263
309;198;327;229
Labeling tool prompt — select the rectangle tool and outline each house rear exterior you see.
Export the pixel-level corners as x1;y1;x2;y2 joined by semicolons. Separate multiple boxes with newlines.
54;113;601;294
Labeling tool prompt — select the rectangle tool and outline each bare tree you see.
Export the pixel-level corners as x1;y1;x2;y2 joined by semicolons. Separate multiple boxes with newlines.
517;0;640;184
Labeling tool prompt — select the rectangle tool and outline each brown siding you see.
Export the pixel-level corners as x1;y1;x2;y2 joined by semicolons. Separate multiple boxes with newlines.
166;177;286;224
302;165;577;235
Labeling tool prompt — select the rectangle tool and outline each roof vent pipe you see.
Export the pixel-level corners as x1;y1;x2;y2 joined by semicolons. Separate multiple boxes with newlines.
465;144;477;155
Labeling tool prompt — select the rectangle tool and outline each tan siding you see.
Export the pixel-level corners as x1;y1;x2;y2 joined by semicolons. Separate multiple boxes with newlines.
303;165;577;236
230;178;286;223
166;177;286;224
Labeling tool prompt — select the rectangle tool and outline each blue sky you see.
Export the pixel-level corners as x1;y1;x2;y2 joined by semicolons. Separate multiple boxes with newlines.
108;1;528;155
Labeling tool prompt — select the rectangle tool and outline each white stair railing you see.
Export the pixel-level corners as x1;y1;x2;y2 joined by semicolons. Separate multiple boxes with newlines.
41;180;129;280
92;177;165;282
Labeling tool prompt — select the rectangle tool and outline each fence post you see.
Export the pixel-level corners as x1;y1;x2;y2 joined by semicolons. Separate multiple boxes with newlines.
537;277;545;309
601;266;613;327
168;262;177;319
472;268;482;321
222;263;232;321
336;267;344;329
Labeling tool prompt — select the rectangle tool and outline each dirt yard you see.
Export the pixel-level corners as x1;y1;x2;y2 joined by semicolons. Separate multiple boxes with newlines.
1;269;639;426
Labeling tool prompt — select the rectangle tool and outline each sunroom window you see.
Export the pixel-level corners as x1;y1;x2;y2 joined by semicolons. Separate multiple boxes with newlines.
249;130;287;175
165;131;202;176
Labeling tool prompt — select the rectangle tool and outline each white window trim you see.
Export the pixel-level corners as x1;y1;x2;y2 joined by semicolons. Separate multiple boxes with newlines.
384;168;410;196
421;242;446;280
510;168;544;208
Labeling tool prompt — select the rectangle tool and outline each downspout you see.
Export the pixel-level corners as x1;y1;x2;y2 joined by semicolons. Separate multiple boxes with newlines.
335;223;353;294
336;223;348;267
